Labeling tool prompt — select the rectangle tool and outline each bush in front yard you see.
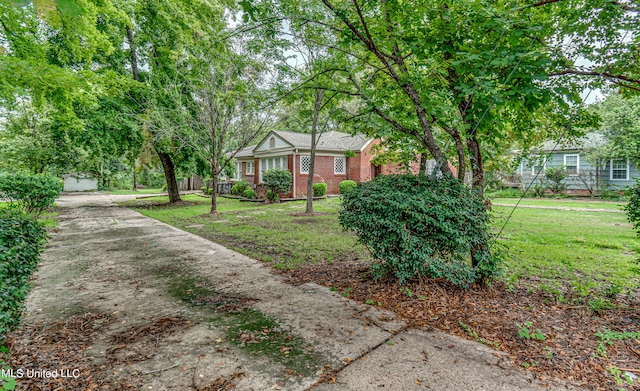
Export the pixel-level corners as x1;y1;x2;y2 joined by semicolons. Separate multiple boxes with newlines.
231;181;250;196
263;169;292;199
312;183;327;197
0;172;62;216
0;210;48;341
542;167;567;195
626;180;640;234
339;180;357;194
339;174;497;287
243;189;256;199
265;189;278;203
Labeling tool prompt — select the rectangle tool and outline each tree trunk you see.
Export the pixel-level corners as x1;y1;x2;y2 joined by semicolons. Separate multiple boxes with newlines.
100;161;104;188
158;152;181;203
210;161;218;215
464;131;489;271
126;25;140;82
466;132;484;194
419;153;426;174
306;89;325;214
132;156;137;191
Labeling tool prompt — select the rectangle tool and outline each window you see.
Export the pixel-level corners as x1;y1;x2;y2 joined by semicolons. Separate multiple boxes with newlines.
532;164;545;175
334;157;346;174
246;162;254;175
529;155;546;175
610;159;629;180
269;137;276;149
260;156;288;182
235;162;242;179
300;156;311;174
564;154;579;175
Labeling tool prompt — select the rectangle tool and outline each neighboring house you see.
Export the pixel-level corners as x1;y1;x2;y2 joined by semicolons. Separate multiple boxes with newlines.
232;130;424;197
513;133;638;193
62;173;98;192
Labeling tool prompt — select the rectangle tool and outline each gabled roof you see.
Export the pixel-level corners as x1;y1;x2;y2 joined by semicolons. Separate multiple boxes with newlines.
271;130;371;151
235;145;256;158
540;132;605;152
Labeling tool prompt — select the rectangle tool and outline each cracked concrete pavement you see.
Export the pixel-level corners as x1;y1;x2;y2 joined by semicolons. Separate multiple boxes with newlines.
21;192;579;390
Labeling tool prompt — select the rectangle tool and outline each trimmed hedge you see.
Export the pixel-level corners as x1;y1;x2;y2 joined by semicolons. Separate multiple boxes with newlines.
312;183;327;197
339;180;357;194
0;210;48;341
339;174;498;287
243;189;256;199
0;172;62;216
263;169;292;198
231;181;250;196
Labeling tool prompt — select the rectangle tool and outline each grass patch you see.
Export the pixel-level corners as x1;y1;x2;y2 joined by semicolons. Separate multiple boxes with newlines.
214;309;324;377
124;197;639;292
492;198;626;210
122;196;368;268
152;260;324;376
492;205;639;289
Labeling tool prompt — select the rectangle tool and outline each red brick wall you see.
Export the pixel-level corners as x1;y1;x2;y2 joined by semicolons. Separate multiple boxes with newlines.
294;155;348;196
238;161;256;185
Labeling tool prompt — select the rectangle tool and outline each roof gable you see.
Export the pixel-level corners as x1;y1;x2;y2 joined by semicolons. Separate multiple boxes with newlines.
272;130;371;151
255;131;293;152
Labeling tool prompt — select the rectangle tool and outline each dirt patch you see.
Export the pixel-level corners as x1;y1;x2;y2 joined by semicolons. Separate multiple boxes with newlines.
4;312;144;391
111;317;192;344
192;294;258;312
279;261;640;390
288;212;331;217
195;372;245;390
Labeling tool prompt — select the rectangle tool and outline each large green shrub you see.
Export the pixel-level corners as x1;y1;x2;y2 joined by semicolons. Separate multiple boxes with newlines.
0;172;62;216
231;180;250;196
339;174;497;287
0;210;48;341
339;180;357;194
243;189;256;199
625;180;640;234
312;183;327;197
263;169;292;198
542;167;567;195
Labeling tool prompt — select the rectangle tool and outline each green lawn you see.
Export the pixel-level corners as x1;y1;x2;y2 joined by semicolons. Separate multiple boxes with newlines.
121;195;370;268
105;188;165;195
492;197;626;210
122;196;639;292
492;205;638;290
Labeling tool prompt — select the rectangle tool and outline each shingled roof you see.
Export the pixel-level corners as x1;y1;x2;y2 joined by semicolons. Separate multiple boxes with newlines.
271;130;371;151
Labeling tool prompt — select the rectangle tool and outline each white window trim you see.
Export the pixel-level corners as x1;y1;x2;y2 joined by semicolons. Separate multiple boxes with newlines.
531;158;546;175
235;162;242;179
300;156;310;174
334;157;346;175
259;156;288;183
610;158;630;181
246;162;254;175
563;154;580;176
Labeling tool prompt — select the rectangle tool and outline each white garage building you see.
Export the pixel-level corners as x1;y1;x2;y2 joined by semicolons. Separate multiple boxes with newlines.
63;173;99;192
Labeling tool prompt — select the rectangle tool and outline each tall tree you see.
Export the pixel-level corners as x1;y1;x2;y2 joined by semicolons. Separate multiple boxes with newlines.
153;51;272;214
597;94;640;167
241;0;640;269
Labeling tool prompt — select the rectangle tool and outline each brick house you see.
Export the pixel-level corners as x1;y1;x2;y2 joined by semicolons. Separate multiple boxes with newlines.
233;130;422;197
